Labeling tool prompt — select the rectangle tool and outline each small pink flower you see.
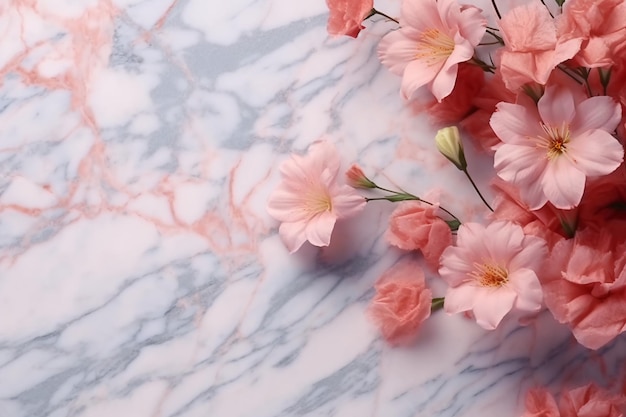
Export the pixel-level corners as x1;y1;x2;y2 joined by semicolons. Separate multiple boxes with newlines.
345;164;376;189
498;1;581;91
386;201;452;270
521;384;624;417
267;140;366;253
490;84;624;210
368;259;432;345
439;221;546;330
326;0;374;38
377;0;486;101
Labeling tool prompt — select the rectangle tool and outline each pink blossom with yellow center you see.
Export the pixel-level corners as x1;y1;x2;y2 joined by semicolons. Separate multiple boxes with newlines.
377;0;486;102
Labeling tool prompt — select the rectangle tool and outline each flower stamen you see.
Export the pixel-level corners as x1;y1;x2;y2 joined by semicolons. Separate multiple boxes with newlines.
415;28;455;65
538;122;571;160
469;262;509;287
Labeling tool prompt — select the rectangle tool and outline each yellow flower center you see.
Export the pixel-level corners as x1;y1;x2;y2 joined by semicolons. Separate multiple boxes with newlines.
304;189;332;215
415;29;455;65
539;122;571;160
469;262;509;287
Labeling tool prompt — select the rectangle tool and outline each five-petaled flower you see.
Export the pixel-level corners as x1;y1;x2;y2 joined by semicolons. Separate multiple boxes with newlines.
377;0;486;101
267;140;366;253
439;221;546;330
490;84;624;210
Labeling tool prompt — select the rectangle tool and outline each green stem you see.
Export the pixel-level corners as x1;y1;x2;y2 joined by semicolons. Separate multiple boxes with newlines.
370;8;399;24
491;0;502;19
431;297;445;312
463;169;494;212
371;186;460;221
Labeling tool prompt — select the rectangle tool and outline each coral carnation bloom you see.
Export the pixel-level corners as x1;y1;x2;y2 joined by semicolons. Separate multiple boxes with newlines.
267;140;366;253
386;201;452;270
439;221;546;330
326;0;374;38
559;383;623;417
498;1;581;90
378;0;486;102
368;259;432;345
490;84;623;210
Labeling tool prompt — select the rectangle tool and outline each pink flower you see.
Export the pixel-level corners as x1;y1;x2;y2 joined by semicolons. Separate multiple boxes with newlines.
498;1;581;91
377;0;486;101
386;201;452;270
559;383;624;417
541;228;626;350
558;0;626;68
345;164;376;189
490;84;624;210
368;259;432;345
521;384;624;417
521;388;560;417
326;0;374;38
267;140;366;253
439;221;546;330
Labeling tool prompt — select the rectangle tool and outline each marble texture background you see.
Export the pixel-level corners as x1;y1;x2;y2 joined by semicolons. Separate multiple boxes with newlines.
1;0;625;416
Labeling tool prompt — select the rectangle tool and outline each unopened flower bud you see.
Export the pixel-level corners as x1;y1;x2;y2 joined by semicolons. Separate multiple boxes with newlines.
346;164;377;189
435;126;467;171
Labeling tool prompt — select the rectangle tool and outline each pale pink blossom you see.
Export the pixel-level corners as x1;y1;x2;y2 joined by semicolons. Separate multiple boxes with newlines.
498;1;581;91
368;259;432;345
377;0;486;101
439;221;546;330
490;84;624;210
326;0;374;38
267;140;366;253
386;201;452;270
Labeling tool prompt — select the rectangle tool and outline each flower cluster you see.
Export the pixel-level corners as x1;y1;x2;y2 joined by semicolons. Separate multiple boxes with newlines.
266;0;626;413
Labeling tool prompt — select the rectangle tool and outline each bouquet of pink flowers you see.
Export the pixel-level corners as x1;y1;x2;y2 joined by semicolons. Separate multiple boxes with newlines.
267;0;626;414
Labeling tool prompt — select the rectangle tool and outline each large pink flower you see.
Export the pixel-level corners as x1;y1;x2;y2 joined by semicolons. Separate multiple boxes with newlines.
326;0;374;38
521;384;624;417
267;140;366;253
377;0;486;102
439;221;546;330
490;84;624;210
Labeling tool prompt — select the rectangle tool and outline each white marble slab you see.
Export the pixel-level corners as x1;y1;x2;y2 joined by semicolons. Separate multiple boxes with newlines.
1;1;625;416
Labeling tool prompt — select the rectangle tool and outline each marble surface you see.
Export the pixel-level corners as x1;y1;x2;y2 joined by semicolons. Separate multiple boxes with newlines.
1;0;626;416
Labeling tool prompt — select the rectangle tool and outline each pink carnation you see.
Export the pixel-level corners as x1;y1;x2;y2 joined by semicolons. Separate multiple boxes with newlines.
522;388;560;417
498;1;581;91
386;201;452;270
521;384;624;417
368;259;432;345
439;221;546;330
377;0;486;101
490;84;623;210
267;140;366;253
541;228;626;350
558;0;626;68
326;0;374;38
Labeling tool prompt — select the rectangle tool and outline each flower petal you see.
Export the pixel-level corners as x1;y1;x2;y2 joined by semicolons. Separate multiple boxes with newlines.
566;130;624;176
571;96;622;133
472;287;517;330
541;156;586;209
279;221;308;253
538;85;576;126
305;210;337;247
509;268;543;312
